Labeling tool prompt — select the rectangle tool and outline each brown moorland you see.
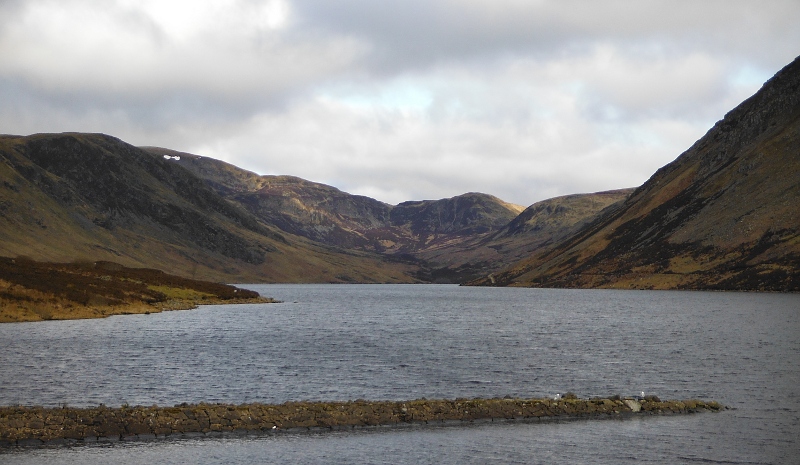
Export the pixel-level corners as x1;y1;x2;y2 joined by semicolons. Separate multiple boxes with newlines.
0;132;421;284
467;55;800;291
144;147;630;282
0;257;273;323
0;131;629;286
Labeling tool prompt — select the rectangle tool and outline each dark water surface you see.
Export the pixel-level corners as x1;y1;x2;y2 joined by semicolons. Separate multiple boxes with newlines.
1;285;798;464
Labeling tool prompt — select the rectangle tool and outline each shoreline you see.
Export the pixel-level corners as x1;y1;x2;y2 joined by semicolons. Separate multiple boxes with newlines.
0;296;277;324
0;257;279;323
152;296;278;311
0;397;724;447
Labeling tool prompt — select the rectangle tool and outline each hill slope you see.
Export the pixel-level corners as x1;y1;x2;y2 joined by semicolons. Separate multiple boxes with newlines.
0;132;623;285
144;148;628;282
408;189;633;282
469;55;800;291
144;147;525;254
0;133;419;283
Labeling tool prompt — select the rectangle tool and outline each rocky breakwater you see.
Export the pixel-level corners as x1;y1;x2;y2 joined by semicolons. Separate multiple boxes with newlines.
0;396;724;446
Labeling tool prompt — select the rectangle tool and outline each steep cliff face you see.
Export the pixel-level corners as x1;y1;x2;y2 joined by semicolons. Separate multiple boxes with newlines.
470;55;800;291
239;176;393;249
0;134;420;283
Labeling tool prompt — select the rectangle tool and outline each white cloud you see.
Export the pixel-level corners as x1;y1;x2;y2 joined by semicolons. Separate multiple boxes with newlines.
1;0;798;206
0;0;363;101
184;49;725;205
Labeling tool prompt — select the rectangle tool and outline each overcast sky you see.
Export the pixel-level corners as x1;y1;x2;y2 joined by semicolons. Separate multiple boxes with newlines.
1;0;798;206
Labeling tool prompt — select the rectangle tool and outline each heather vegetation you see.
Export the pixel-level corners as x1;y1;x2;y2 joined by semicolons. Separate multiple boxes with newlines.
0;257;271;323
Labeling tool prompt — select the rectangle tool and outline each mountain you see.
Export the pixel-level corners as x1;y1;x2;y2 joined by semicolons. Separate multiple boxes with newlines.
406;189;633;282
0;133;420;283
496;190;635;239
0;132;621;285
143;147;524;252
468;55;800;291
143;147;628;282
143;149;398;250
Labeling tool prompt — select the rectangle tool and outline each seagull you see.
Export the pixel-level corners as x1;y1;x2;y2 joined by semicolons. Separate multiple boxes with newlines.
553;393;561;400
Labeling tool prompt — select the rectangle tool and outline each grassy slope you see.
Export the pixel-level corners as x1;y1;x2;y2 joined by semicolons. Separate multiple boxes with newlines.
0;133;419;284
0;257;274;323
469;56;800;291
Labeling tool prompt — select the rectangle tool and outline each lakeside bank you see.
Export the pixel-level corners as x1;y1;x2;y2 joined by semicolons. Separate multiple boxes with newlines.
0;257;276;323
0;397;724;447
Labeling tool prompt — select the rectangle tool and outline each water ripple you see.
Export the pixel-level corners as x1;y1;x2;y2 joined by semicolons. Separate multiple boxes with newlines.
1;285;798;464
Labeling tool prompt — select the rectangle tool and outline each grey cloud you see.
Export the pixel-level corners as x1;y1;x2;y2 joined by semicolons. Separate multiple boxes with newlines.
1;0;361;99
292;0;800;75
0;0;368;139
1;0;798;207
292;0;562;73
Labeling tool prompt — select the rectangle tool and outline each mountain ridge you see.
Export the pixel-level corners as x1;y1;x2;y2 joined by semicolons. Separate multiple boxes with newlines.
0;133;623;284
0;133;421;283
142;146;625;282
7;55;795;288
144;146;526;252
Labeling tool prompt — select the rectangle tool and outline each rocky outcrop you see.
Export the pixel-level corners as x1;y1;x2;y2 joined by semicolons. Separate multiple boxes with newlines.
0;397;724;446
